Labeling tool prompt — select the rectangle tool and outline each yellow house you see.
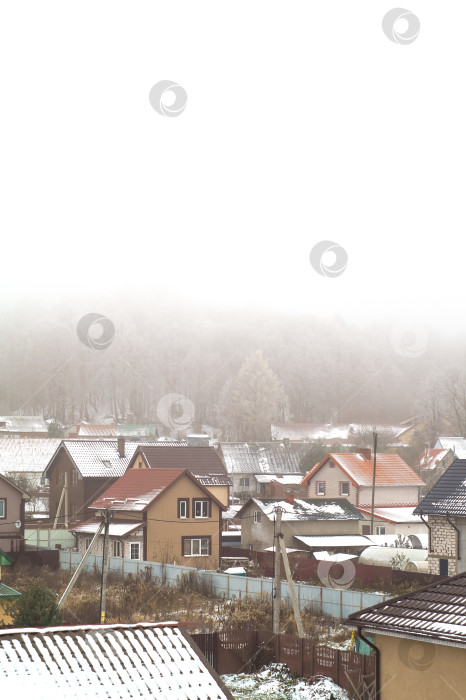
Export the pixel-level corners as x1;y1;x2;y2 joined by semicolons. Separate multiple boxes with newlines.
87;468;227;569
346;571;466;699
0;550;21;625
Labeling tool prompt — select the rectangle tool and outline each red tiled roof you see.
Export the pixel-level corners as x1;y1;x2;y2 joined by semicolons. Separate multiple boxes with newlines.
90;468;226;512
301;453;424;488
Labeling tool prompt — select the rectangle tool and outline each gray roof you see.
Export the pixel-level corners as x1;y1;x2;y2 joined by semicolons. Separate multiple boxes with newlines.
0;438;61;475
0;622;233;698
346;571;466;646
435;437;466;459
0;415;48;434
42;441;180;479
219;442;308;475
238;497;364;521
414;459;466;517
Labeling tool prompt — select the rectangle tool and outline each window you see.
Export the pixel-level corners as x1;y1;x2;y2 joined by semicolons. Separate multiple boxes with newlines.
440;558;449;576
253;510;262;523
85;537;92;551
239;478;250;487
113;540;122;557
58;473;66;485
0;499;5;519
340;482;350;496
375;526;386;535
178;499;189;519
71;504;77;522
317;482;325;496
182;537;211;556
193;499;210;518
130;542;141;560
72;470;78;485
362;525;370;535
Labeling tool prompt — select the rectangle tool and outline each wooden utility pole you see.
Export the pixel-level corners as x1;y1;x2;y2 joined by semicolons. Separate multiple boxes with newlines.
100;509;111;624
273;507;283;635
58;522;105;609
370;430;378;536
278;535;304;638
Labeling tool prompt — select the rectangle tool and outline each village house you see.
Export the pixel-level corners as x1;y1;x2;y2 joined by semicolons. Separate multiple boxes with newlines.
237;494;364;551
128;443;231;507
301;451;424;522
355;506;427;537
434;436;466;458
346;571;466;699
0;621;233;699
77;468;226;568
64;422;118;439
0;415;48;438
218;441;306;501
414;458;466;576
418;446;456;497
0;473;29;553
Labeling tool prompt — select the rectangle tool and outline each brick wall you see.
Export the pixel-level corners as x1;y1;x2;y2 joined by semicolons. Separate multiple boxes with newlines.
427;515;458;576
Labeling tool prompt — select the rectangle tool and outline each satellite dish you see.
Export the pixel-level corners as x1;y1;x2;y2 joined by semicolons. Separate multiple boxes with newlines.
15;520;21;529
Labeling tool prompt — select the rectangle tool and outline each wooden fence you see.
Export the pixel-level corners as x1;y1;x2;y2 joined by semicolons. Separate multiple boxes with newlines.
191;629;375;700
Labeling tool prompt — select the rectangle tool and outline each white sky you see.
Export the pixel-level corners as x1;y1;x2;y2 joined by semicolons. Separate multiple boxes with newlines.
1;2;464;329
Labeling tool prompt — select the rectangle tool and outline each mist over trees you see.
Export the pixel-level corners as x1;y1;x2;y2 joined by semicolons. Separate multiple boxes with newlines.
1;296;466;441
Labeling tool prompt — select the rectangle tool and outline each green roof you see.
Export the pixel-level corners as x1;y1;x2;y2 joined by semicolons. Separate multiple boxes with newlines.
0;549;13;566
0;582;21;599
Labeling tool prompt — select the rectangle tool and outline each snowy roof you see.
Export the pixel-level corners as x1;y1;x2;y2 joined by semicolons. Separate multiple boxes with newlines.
0;416;48;434
346;571;466;646
219;442;309;475
312;551;358;562
239;498;363;522
294;535;372;548
357;506;422;523
70;519;144;537
0;438;61;475
271;422;404;443
414;458;466;516
435;437;466;459
254;474;303;484
419;448;451;469
302;453;424;488
0;622;233;698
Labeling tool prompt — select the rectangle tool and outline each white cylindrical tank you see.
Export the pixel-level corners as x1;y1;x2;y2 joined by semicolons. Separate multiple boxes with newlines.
358;546;428;567
404;560;429;573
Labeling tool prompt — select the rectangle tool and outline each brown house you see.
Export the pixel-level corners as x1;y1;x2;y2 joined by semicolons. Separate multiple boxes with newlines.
81;468;227;568
0;472;30;552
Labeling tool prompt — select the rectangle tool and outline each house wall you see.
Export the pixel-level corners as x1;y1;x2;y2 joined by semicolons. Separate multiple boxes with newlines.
376;633;465;699
358;516;428;536
48;450;118;525
0;600;14;625
240;502;361;551
427;515;466;576
230;474;262;499
145;474;223;569
0;479;23;551
75;531;145;560
357;486;419;507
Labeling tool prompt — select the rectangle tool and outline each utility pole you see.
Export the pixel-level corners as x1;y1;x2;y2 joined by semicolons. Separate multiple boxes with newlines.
100;508;111;624
273;507;283;635
278;533;304;638
58;522;105;609
370;430;378;536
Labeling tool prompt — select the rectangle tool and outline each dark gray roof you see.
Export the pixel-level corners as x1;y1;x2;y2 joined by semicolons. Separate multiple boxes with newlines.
135;445;232;487
238;497;364;521
346;572;466;645
219;442;307;475
414;458;466;516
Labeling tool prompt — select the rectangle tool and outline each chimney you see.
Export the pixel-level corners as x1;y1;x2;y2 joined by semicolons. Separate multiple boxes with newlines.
285;492;295;505
359;448;371;460
283;438;290;447
117;435;125;457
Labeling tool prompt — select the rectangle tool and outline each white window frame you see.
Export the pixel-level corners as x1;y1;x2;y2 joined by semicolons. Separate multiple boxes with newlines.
253;510;262;523
113;540;122;557
375;526;386;535
0;499;5;518
130;542;141;560
341;481;350;496
183;537;210;557
194;500;210;518
179;499;188;519
317;481;325;495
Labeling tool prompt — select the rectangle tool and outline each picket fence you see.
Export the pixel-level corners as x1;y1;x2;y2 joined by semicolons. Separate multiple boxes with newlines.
59;551;387;619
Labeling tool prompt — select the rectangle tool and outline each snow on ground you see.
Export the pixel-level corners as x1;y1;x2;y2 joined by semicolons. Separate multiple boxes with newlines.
222;664;350;699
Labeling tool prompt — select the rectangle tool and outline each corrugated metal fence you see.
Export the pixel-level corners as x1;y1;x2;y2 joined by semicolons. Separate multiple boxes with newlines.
59;551;387;619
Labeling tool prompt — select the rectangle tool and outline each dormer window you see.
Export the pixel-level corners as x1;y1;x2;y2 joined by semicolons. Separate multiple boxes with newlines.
102;460;112;468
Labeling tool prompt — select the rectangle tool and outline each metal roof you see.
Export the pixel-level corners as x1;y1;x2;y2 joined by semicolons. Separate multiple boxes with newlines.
346;572;466;646
357;506;422;523
302;453;425;488
135;445;232;487
240;498;364;522
0;582;21;599
219;442;308;475
0;416;48;434
414;459;466;516
435;437;466;459
0;622;233;698
0;438;61;475
294;535;373;548
70;519;144;537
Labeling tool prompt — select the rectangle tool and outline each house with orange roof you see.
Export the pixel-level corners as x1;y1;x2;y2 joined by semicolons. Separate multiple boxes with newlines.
301;450;425;535
72;468;227;569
